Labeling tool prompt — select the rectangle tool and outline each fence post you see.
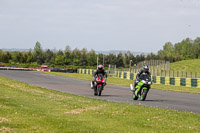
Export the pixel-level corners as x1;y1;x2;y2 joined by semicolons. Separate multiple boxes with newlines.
186;72;187;78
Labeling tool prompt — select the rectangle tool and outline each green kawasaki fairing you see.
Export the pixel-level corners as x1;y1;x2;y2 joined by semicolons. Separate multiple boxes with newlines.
133;80;150;101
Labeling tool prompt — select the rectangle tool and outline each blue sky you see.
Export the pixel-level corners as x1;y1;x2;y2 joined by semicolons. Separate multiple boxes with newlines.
0;0;200;53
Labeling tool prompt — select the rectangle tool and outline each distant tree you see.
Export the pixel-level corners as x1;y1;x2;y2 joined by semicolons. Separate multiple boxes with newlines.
44;49;55;65
79;48;87;66
19;52;27;63
63;45;71;65
70;48;80;66
135;54;145;64
55;50;64;65
124;51;134;68
146;52;158;60
180;38;193;60
194;37;200;58
0;50;2;62
87;49;96;66
33;41;44;64
2;51;12;63
97;53;104;66
174;42;182;61
12;51;21;63
116;53;124;68
104;53;117;67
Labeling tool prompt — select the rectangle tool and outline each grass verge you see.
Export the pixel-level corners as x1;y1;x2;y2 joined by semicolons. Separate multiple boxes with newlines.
0;76;200;132
41;72;200;94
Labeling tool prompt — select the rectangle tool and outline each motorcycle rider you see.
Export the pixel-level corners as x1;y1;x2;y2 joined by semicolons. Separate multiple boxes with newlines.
91;64;107;89
133;65;151;95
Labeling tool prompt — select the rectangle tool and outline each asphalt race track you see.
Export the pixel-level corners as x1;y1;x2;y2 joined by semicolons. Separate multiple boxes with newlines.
0;70;200;114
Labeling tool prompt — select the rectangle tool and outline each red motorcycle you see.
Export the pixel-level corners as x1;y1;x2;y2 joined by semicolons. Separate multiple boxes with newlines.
92;74;106;96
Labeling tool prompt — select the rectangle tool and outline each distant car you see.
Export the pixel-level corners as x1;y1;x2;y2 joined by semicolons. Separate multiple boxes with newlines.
40;65;50;71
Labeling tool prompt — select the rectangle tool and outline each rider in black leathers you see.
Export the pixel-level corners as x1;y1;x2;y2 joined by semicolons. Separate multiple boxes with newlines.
133;65;151;92
92;64;107;88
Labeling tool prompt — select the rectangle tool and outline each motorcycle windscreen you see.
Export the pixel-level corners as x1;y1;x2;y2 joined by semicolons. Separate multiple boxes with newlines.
97;74;104;81
139;73;151;81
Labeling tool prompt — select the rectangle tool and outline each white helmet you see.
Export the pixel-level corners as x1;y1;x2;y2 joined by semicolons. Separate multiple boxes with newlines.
143;65;149;72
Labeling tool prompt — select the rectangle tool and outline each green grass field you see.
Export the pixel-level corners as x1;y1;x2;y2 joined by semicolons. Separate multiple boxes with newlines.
41;72;200;94
170;59;200;72
0;76;200;132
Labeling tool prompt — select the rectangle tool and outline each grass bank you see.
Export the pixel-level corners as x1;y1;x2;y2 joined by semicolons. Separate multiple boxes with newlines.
0;76;200;132
42;72;200;94
170;59;200;72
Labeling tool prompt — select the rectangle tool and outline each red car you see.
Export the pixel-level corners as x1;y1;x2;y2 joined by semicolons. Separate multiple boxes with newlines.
40;65;50;72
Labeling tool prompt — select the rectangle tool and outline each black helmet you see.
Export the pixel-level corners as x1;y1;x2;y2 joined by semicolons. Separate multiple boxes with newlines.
98;64;103;71
143;65;149;72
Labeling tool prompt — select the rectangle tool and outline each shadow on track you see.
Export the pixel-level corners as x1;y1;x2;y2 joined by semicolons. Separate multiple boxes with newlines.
145;99;167;102
94;95;121;97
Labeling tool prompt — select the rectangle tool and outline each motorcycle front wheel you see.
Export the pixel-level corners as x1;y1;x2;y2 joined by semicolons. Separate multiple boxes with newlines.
140;89;149;101
132;93;138;100
97;86;103;96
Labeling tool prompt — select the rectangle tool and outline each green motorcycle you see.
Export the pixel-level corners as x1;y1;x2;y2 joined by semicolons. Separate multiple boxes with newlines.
130;74;152;101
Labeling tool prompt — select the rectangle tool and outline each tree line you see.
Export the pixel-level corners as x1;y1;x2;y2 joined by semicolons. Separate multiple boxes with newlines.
157;37;200;62
0;42;145;68
0;37;200;68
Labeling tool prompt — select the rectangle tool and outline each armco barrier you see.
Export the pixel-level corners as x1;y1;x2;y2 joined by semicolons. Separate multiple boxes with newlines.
78;69;200;88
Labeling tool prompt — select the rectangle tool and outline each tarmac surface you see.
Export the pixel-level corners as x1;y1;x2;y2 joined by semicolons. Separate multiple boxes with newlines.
0;70;200;114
